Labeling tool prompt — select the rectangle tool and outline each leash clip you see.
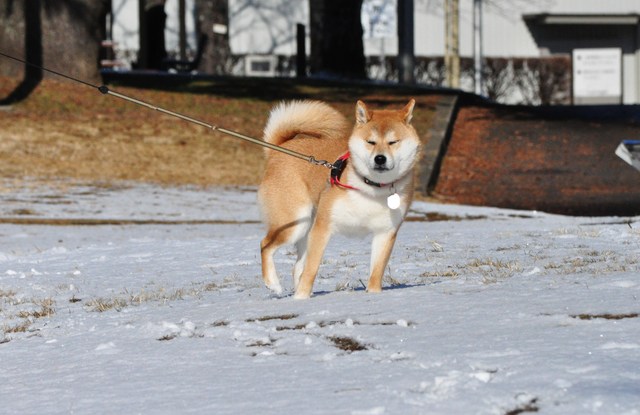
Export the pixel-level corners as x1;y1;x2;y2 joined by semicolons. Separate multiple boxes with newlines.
330;157;348;183
309;156;335;170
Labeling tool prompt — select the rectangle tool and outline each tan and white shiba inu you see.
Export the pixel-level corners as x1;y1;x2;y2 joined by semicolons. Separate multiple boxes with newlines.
258;99;420;299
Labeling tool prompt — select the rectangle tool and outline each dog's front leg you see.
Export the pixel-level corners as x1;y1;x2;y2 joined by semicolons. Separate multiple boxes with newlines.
367;230;398;293
293;217;332;300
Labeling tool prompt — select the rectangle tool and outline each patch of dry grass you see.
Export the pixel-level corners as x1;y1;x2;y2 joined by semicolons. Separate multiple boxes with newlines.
420;269;459;278
16;298;55;319
571;313;638;321
3;320;32;334
543;249;638;275
84;280;226;312
462;257;523;283
1;295;56;337
0;76;438;188
0;288;17;299
0;78;268;186
327;335;369;352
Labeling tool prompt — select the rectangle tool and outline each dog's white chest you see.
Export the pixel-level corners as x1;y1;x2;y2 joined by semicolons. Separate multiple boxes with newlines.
330;191;405;236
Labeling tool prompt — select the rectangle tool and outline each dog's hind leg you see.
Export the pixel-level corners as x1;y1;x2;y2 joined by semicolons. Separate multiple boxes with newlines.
261;232;285;294
293;236;308;289
293;211;332;299
291;206;313;288
260;206;313;294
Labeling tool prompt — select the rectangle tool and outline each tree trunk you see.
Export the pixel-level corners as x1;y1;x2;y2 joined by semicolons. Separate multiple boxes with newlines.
309;0;366;80
195;0;231;74
0;0;110;103
0;0;43;105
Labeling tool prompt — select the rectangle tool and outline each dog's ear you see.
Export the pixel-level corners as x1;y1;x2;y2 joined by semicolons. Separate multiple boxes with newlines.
356;100;371;125
402;99;416;124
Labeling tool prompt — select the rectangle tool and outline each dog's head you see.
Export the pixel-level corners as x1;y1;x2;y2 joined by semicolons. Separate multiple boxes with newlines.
348;99;420;184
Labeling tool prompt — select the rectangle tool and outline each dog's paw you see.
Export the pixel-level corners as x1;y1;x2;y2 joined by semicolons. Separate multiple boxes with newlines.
366;286;382;294
266;281;283;295
292;290;311;300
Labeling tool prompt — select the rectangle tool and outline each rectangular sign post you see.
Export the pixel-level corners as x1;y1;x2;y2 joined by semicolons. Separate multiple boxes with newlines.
572;48;622;105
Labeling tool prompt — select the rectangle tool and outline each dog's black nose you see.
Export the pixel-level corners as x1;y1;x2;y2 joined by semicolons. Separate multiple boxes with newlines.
374;155;387;165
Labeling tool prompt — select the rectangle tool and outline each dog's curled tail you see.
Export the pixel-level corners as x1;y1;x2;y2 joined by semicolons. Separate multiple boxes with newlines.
263;100;350;147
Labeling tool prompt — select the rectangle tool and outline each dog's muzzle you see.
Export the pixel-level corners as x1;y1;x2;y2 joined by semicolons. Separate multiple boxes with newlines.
374;154;389;171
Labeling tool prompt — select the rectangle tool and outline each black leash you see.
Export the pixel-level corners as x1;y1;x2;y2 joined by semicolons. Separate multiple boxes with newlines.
0;51;335;169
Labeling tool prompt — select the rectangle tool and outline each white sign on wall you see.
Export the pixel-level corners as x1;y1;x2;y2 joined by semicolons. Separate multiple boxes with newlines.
572;48;622;105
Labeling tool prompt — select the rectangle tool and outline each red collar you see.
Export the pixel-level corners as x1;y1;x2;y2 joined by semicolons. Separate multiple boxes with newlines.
330;152;358;190
330;152;390;190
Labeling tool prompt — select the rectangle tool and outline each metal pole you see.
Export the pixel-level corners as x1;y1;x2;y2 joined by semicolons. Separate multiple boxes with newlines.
179;0;187;61
445;0;451;86
138;0;148;68
451;0;459;88
296;23;306;78
445;0;460;88
397;0;415;84
473;0;483;96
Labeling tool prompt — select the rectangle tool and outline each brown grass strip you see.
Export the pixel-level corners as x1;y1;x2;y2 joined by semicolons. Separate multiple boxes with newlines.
571;313;638;321
0;218;260;226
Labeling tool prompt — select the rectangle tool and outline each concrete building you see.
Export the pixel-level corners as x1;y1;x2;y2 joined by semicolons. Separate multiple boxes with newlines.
365;0;640;104
109;0;640;104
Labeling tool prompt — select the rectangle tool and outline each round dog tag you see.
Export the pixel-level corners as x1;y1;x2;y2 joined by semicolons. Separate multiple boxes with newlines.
387;193;401;209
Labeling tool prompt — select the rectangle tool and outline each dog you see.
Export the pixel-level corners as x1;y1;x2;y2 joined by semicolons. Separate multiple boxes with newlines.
258;99;419;299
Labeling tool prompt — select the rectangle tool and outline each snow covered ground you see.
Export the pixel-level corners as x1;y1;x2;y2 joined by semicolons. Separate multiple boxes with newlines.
1;181;639;414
